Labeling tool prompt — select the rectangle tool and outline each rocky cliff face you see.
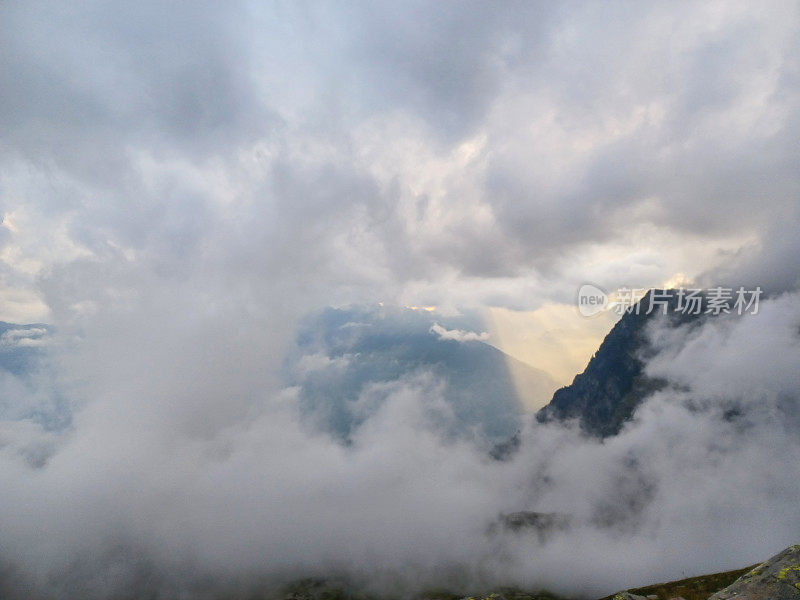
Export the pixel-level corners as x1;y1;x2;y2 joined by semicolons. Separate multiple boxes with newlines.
536;290;704;437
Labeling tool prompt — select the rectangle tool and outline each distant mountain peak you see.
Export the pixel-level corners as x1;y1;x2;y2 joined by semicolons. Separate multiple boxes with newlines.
287;305;554;447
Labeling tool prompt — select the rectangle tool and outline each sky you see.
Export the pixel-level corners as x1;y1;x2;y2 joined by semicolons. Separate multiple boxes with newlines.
1;1;799;324
1;1;800;599
2;0;799;387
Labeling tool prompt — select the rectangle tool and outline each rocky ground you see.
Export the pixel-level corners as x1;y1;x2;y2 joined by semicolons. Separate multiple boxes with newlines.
271;544;800;600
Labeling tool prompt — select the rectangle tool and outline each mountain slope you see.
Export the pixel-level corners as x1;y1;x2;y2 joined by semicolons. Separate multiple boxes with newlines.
287;305;555;446
709;544;800;600
536;290;705;437
269;554;777;600
0;322;50;377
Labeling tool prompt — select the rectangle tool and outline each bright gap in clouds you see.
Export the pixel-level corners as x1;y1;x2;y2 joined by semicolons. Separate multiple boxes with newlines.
485;303;616;407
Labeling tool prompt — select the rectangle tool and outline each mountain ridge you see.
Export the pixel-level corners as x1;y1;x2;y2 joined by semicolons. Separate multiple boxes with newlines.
287;305;555;446
536;290;708;437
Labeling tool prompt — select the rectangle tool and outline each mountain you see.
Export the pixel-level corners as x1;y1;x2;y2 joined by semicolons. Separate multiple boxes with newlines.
536;290;706;437
261;545;800;600
286;305;555;447
708;544;800;600
0;322;51;377
605;544;800;600
0;322;70;430
599;563;757;600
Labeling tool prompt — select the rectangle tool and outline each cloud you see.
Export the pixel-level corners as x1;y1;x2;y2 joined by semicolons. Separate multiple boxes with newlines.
0;1;798;319
430;323;490;343
1;262;799;599
0;327;49;348
0;1;798;598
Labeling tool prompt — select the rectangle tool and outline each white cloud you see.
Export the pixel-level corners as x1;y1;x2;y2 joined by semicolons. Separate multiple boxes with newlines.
430;322;490;343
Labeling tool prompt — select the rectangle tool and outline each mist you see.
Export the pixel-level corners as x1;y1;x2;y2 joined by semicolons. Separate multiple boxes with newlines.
0;277;799;598
1;1;799;598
